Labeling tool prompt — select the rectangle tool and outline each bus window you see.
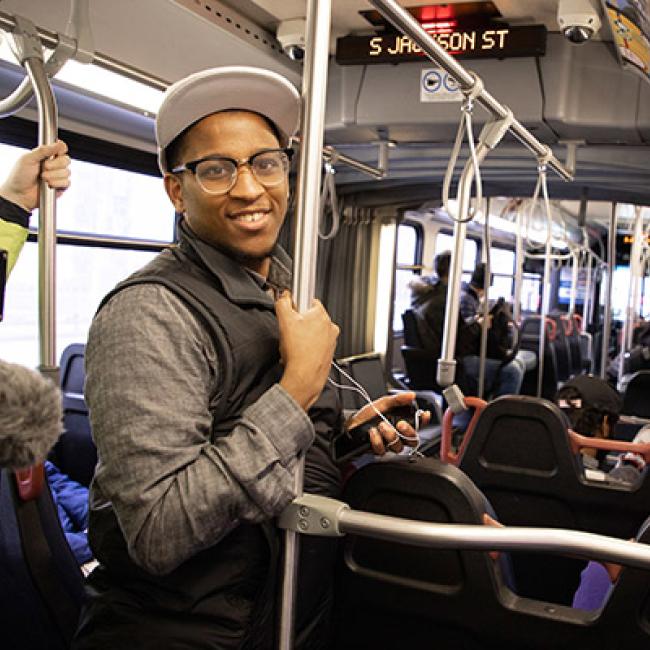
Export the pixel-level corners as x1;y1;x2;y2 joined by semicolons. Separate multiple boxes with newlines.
489;247;515;301
0;147;173;367
393;222;423;333
521;274;542;313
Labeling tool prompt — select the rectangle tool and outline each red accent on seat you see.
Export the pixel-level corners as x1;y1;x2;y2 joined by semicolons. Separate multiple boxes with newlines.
560;315;573;337
568;430;650;463
545;317;557;341
440;396;488;465
14;464;45;501
572;313;583;334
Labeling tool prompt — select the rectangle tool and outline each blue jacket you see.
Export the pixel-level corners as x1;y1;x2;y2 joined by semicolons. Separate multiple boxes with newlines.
45;460;92;565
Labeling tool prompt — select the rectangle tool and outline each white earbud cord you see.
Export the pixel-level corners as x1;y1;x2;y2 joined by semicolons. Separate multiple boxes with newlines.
329;360;423;455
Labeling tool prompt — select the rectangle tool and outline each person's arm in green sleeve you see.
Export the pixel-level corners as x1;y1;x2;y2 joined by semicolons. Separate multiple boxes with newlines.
0;140;71;277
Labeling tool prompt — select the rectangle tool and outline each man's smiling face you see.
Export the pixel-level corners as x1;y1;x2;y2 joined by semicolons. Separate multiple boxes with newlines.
165;110;289;276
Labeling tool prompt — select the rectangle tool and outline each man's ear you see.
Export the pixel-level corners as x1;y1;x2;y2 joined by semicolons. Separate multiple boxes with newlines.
164;173;185;214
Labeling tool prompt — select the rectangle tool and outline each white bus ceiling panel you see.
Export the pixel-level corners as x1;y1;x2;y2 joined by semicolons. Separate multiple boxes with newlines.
0;0;300;87
347;57;556;143
541;34;642;144
0;62;156;153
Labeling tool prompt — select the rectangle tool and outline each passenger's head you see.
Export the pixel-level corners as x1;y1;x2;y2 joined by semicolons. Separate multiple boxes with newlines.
156;67;301;273
434;250;451;281
555;375;623;438
470;263;491;295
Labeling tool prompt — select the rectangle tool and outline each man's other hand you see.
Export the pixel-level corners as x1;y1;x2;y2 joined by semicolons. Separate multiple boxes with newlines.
345;391;430;455
0;140;71;211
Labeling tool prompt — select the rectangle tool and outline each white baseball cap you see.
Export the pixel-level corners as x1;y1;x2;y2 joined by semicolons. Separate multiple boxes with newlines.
156;66;301;173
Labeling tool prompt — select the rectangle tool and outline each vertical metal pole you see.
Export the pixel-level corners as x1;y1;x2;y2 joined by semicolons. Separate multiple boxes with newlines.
569;251;578;315
601;204;617;379
513;205;524;324
24;58;58;381
279;1;331;648
537;168;552;398
583;249;592;331
437;144;490;387
619;207;644;384
478;198;490;399
628;207;644;350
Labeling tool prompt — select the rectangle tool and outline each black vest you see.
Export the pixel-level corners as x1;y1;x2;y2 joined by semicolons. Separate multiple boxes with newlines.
77;225;342;650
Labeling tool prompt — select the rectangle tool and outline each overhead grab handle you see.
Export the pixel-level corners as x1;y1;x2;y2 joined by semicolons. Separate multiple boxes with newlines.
437;108;513;389
442;72;484;224
318;160;340;240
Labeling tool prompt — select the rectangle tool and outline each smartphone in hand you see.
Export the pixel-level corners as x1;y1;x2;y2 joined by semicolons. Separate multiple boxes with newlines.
331;402;419;465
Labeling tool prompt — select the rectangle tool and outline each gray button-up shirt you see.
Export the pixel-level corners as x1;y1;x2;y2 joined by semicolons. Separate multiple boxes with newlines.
85;254;316;575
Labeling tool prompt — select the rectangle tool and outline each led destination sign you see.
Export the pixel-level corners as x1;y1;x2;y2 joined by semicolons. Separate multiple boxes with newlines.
336;25;547;65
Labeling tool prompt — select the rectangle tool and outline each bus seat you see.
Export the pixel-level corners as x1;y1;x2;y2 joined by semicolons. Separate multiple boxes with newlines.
564;316;584;376
49;344;96;487
333;456;650;649
519;316;559;399
401;309;422;347
456;395;650;605
400;345;442;393
550;314;572;381
0;465;84;649
622;371;650;418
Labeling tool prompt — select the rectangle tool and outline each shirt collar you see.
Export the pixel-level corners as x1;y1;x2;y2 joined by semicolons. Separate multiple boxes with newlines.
176;218;292;307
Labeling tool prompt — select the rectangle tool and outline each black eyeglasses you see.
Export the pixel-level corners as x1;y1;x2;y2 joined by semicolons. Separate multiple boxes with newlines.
171;147;293;195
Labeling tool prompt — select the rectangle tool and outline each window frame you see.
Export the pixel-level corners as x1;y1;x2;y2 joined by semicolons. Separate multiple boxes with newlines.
0;121;174;367
392;220;424;335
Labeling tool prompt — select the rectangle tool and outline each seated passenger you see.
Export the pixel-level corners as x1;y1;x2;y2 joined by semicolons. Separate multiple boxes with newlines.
44;460;96;575
555;375;645;485
409;250;481;392
459;263;524;397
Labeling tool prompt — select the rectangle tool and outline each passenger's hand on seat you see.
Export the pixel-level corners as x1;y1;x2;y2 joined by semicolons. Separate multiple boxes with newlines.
276;290;339;411
345;391;430;455
482;513;504;561
0;140;71;211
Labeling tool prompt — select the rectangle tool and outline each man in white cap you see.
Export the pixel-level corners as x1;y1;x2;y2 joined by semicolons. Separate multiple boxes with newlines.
73;66;420;649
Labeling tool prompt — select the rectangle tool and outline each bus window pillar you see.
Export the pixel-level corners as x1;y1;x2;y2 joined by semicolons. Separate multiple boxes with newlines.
601;203;617;379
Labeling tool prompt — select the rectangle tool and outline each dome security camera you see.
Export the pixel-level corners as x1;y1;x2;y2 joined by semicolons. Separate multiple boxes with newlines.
276;19;306;61
557;0;602;44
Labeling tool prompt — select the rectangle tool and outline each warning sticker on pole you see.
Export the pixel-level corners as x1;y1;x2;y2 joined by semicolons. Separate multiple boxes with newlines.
420;68;462;103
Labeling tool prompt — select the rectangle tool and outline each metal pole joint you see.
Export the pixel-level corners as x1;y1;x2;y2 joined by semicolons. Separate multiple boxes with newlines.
8;15;43;64
278;494;348;537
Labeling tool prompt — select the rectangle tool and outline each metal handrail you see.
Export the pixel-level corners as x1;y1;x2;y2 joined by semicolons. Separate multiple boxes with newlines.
280;493;650;571
367;0;573;182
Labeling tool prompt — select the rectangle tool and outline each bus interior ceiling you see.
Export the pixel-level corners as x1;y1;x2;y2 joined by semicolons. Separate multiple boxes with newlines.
2;0;649;211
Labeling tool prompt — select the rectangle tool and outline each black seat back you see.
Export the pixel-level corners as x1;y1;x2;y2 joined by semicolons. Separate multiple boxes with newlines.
519;316;559;399
622;370;650;418
565;315;584;375
400;345;443;393
549;314;572;381
0;466;84;649
401;309;422;347
458;395;650;604
346;353;388;401
334;457;650;649
49;344;96;487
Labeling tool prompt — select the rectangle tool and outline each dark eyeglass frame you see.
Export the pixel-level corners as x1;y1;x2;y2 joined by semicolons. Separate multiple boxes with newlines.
170;147;294;193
